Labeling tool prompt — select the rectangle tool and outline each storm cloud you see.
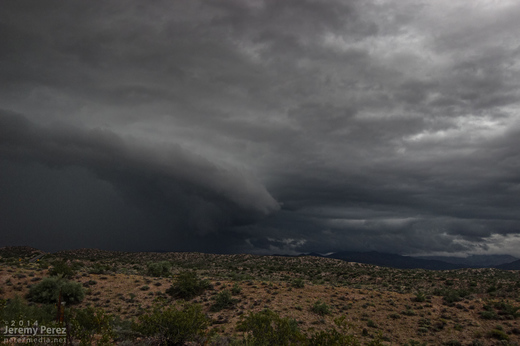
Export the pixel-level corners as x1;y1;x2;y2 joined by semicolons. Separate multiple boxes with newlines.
1;0;520;255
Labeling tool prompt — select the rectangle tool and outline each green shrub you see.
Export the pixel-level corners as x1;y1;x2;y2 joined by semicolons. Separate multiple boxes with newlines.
443;290;462;304
487;285;497;293
48;260;76;278
480;310;498;320
442;341;462;346
237;309;305;345
89;263;111;274
401;308;416;316
388;313;401;320
292;278;305;288
308;316;361;345
494;300;520;319
28;277;85;305
403;341;427;346
134;303;209;345
415;291;426;302
231;283;242;295
487;328;509;341
311;300;331;316
146;261;172;277
309;329;360;345
70;307;114;346
210;290;237;312
166;270;211;300
479;301;519;320
1;295;55;323
60;280;86;304
27;277;60;304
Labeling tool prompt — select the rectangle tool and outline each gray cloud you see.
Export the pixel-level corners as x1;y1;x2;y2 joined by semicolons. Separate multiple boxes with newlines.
2;0;520;256
0;111;279;251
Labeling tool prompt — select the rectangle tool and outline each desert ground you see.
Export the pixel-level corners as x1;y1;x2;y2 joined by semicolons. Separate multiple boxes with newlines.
1;246;519;345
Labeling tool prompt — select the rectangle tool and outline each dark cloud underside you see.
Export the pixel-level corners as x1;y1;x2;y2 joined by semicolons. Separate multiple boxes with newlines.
1;0;520;255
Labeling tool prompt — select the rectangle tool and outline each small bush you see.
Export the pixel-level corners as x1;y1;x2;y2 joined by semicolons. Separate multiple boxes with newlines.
312;331;360;345
480;310;498;320
442;341;462;346
494;301;520;319
292;278;305;288
61;280;86;304
48;260;76;278
134;303;209;345
28;277;85;305
237;309;305;345
309;327;360;345
415;291;426;302
487;328;509;341
388;313;401;320
443;290;462;305
401;309;416;316
231;283;242;295
166;271;211;300
367;319;377;328
89;263;111;274
403;340;427;346
311;300;331;316
146;261;172;277
70;307;114;345
315;316;360;345
1;295;55;323
210;290;237;312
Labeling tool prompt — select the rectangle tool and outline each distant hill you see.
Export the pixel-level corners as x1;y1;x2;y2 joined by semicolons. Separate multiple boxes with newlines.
320;251;462;270
413;254;518;268
495;259;520;270
0;246;44;259
298;251;520;270
300;252;325;258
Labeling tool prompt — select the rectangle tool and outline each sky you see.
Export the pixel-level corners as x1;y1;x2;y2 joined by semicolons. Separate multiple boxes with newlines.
1;0;520;256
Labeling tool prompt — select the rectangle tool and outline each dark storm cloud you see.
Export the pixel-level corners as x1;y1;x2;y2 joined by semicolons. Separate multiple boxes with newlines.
2;0;520;255
0;111;279;250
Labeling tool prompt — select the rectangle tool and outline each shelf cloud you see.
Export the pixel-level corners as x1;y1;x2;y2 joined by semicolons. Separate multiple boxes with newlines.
2;0;520;255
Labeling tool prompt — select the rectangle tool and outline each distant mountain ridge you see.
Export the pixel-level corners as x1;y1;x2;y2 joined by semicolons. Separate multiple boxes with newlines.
2;245;519;270
300;251;519;270
414;254;518;268
495;259;520;270
323;251;461;270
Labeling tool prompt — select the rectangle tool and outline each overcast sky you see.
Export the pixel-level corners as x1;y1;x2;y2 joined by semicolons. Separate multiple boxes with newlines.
2;0;520;256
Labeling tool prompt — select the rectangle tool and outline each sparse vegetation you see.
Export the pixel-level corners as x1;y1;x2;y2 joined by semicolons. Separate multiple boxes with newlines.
133;303;209;345
231;282;242;295
166;270;212;300
292;278;305;288
1;295;55;323
69;307;114;345
414;291;426;302
48;259;77;278
311;300;331;316
27;277;85;304
146;261;172;277
210;289;237;312
237;308;305;345
2;246;520;345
